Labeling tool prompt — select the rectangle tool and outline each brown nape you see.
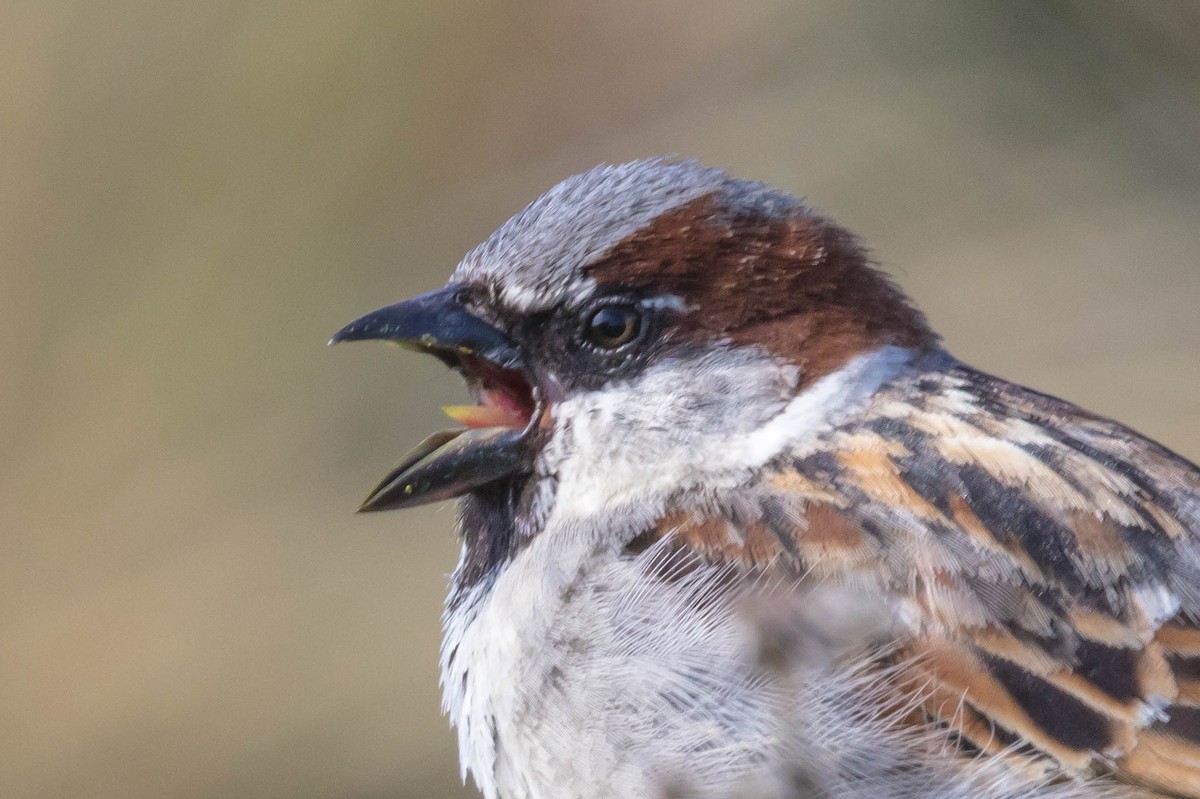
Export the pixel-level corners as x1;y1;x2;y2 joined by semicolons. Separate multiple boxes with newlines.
585;191;938;386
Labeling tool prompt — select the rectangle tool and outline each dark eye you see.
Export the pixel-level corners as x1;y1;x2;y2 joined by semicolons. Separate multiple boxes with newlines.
584;304;641;349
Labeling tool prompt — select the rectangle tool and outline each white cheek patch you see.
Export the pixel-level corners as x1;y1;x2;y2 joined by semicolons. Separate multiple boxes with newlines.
545;345;914;519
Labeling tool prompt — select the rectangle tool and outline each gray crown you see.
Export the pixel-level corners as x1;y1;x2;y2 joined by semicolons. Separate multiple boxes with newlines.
453;158;729;312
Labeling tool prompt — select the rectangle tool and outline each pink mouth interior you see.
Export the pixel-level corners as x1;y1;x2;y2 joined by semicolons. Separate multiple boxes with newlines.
443;356;538;430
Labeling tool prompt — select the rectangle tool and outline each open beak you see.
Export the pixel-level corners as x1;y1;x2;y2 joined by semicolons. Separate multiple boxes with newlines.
330;284;544;512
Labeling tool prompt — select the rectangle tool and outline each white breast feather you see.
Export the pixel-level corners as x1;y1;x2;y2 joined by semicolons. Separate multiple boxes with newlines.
439;348;1146;798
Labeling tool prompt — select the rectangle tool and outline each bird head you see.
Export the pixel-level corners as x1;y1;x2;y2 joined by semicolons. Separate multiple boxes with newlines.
332;159;935;523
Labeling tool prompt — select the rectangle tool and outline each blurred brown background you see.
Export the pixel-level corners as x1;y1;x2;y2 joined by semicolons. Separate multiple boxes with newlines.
2;2;1197;797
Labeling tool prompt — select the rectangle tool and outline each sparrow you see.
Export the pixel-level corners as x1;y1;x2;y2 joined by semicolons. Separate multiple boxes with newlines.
332;159;1200;799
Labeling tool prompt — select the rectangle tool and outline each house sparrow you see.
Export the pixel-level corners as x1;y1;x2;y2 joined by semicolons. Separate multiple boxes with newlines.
332;160;1199;799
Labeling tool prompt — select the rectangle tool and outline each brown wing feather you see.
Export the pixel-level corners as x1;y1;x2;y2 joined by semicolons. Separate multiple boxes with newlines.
641;361;1200;796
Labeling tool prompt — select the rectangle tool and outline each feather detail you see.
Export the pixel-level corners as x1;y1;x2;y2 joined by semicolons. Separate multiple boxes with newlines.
640;357;1199;796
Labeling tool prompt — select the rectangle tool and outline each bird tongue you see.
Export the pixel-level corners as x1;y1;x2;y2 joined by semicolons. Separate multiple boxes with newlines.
444;358;538;429
442;385;531;429
442;405;521;428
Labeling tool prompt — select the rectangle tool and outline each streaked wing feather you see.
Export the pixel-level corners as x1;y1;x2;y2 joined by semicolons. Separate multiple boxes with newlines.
645;362;1200;796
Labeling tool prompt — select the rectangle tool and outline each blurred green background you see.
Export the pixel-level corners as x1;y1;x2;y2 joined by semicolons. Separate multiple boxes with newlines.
2;2;1197;797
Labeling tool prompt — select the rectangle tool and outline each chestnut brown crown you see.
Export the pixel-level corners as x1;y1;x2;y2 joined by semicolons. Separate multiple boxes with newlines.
454;158;937;388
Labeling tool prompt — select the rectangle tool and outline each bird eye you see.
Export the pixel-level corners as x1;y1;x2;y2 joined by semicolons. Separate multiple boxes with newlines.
584;304;641;349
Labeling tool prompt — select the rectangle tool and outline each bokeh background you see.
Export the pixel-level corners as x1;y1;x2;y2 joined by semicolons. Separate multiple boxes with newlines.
3;2;1198;797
